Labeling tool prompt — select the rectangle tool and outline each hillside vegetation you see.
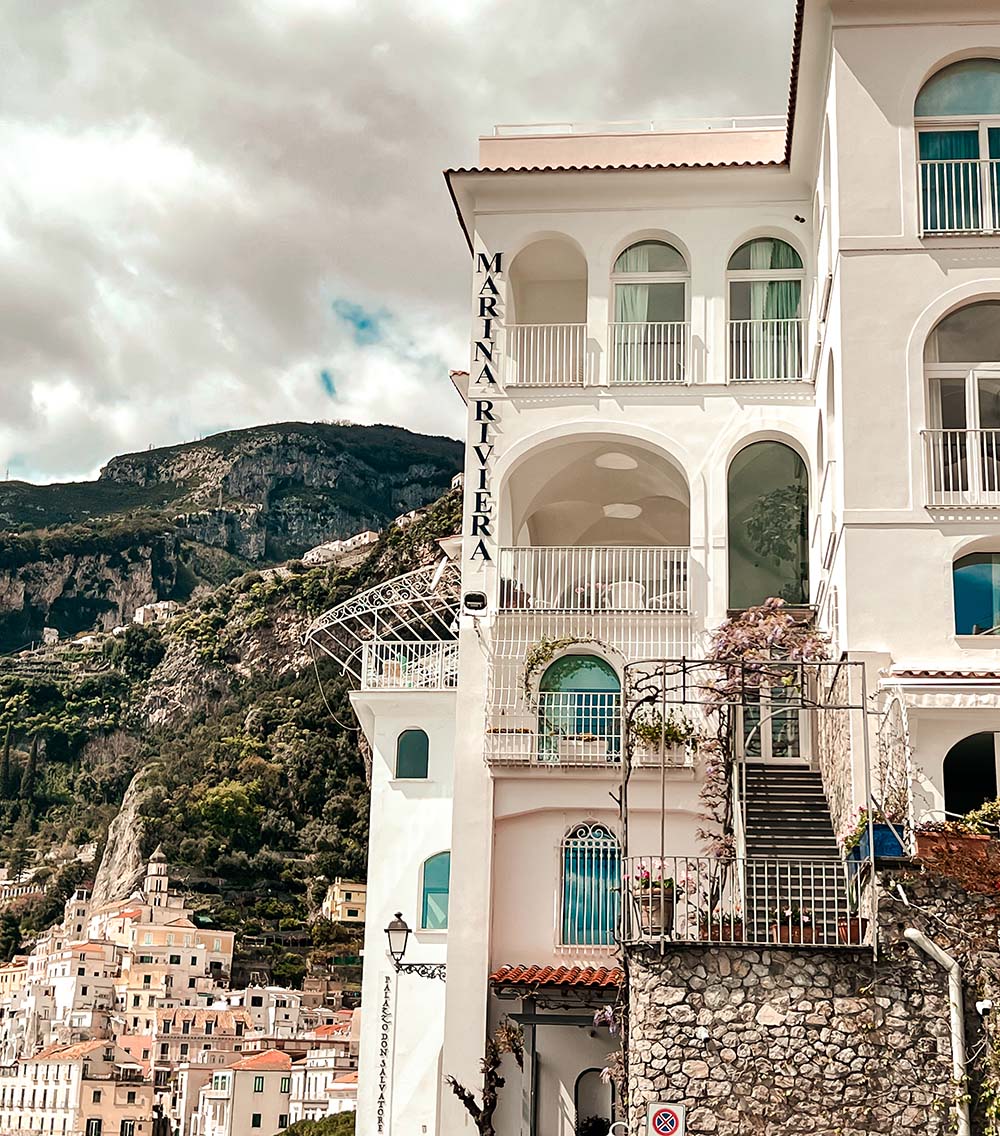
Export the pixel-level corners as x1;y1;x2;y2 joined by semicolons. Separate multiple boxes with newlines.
0;455;462;974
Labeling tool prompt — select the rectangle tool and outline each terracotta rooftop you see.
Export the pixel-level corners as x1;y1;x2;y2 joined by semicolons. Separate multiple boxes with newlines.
892;669;1000;681
490;964;623;989
28;1039;108;1062
230;1050;292;1073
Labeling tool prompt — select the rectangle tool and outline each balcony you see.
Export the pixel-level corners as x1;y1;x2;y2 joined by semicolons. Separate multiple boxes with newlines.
360;641;458;690
919;158;1000;235
620;855;868;948
503;323;586;387
923;428;1000;506
497;546;689;613
728;318;805;381
608;322;689;384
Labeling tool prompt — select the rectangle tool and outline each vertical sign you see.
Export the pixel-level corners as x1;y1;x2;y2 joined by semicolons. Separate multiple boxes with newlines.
468;251;503;563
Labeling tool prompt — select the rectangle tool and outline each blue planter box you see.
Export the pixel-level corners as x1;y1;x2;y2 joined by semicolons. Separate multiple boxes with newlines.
847;823;907;870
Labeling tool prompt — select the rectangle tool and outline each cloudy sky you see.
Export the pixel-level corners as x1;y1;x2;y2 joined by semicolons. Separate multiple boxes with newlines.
1;0;796;484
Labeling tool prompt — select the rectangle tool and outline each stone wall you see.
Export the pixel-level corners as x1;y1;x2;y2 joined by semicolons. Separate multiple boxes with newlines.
627;938;958;1135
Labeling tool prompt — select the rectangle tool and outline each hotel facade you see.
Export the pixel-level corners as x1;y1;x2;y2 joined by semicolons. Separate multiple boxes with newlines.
308;1;1000;1132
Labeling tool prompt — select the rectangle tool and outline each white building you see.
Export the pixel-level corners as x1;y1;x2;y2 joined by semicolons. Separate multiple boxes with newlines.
190;1049;291;1136
304;3;1000;1134
288;1047;357;1123
221;986;303;1037
320;878;367;923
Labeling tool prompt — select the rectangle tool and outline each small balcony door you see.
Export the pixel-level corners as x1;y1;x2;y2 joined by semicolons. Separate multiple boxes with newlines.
739;687;804;765
927;366;1000;501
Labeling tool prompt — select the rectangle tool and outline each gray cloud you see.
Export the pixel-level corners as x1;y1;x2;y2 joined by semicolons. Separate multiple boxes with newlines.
0;0;795;482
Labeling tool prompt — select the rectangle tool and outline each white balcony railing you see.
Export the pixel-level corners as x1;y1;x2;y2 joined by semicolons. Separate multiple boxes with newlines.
728;318;804;381
923;429;1000;506
498;546;689;613
503;323;586;386
608;322;689;384
485;691;697;767
621;855;868;948
360;641;459;690
919;158;1000;235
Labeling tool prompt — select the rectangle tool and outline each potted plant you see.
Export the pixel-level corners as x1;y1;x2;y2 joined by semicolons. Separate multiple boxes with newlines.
699;905;744;942
914;819;991;861
841;808;908;868
630;709;698;765
769;903;814;944
632;865;676;935
485;726;531;761
558;732;608;763
837;911;869;944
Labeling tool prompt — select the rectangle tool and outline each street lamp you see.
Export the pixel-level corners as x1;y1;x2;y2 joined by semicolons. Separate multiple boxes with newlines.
385;913;411;964
383;912;446;981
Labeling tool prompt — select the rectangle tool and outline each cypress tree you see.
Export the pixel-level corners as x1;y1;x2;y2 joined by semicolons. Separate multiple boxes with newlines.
18;736;37;802
0;725;10;799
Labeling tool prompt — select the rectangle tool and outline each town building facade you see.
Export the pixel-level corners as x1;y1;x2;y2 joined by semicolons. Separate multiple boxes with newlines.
305;1;1000;1133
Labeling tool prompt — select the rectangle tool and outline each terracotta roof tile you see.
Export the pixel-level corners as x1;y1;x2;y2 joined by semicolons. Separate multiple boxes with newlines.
893;669;1000;680
230;1050;292;1072
489;964;622;988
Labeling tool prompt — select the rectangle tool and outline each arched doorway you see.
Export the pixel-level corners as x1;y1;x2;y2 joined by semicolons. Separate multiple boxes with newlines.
944;732;998;817
727;441;809;609
538;655;621;763
574;1067;614;1133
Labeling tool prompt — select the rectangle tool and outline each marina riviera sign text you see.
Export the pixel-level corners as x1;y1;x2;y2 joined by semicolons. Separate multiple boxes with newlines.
469;251;502;562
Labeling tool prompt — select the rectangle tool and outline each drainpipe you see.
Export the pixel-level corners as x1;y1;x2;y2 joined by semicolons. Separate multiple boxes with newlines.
903;928;970;1136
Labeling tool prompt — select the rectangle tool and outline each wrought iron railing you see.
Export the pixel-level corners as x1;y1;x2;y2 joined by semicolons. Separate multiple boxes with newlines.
361;641;459;690
728;318;804;381
923;428;1000;506
608;321;689;384
503;323;586;386
621;855;870;948
497;546;689;613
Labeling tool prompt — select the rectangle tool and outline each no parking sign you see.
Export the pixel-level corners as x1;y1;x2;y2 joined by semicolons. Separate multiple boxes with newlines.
647;1103;686;1136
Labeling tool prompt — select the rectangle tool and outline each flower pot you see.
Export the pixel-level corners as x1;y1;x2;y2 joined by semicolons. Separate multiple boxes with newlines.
769;923;815;944
699;921;744;943
915;830;991;861
837;916;868;945
847;823;908;862
637;892;675;936
558;737;610;764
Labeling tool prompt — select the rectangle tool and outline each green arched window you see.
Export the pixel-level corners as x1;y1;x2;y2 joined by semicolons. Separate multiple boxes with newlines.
421;851;450;930
561;822;620;945
728;442;809;609
395;729;429;779
538;655;621;762
916;59;1000;233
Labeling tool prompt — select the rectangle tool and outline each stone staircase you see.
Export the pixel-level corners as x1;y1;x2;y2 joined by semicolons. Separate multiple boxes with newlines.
742;763;851;944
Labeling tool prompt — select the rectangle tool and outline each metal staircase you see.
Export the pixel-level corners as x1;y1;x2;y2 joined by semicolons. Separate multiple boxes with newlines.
742;763;851;945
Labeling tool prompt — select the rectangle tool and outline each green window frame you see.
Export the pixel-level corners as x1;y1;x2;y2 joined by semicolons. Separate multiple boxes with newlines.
395;729;429;779
421;851;450;930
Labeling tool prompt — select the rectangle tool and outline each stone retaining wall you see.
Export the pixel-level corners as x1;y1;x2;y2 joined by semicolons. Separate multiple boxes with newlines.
628;942;956;1135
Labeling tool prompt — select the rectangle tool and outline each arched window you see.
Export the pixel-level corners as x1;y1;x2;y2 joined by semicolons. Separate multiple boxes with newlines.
507;238;587;386
395;729;429;779
728;441;809;609
727;238;804;380
925;303;1000;505
916;59;1000;233
944;732;998;817
561;822;619;945
538;655;621;764
953;552;1000;634
610;240;689;383
420;852;450;930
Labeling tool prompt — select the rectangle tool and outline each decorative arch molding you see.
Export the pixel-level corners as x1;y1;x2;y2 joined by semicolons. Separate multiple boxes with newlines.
724;228;810;273
609;229;692;273
906;282;1000;432
495;421;700;549
505;229;589;267
950;534;1000;561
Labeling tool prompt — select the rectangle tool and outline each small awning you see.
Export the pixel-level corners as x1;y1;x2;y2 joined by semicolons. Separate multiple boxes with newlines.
489;964;622;991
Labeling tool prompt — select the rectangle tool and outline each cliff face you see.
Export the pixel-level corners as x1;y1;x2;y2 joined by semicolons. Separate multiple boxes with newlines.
0;422;461;649
89;770;149;911
0;536;179;649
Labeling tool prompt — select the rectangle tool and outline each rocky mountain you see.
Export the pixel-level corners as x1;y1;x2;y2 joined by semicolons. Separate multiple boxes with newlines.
0;422;461;650
0;484;463;974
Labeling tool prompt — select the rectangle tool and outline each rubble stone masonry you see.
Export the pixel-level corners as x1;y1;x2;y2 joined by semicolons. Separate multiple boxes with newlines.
625;878;998;1136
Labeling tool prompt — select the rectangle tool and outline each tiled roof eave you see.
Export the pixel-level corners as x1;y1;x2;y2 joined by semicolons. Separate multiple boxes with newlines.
489;964;623;989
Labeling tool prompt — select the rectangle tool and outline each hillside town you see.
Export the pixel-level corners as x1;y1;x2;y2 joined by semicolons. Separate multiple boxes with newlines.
0;850;359;1135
